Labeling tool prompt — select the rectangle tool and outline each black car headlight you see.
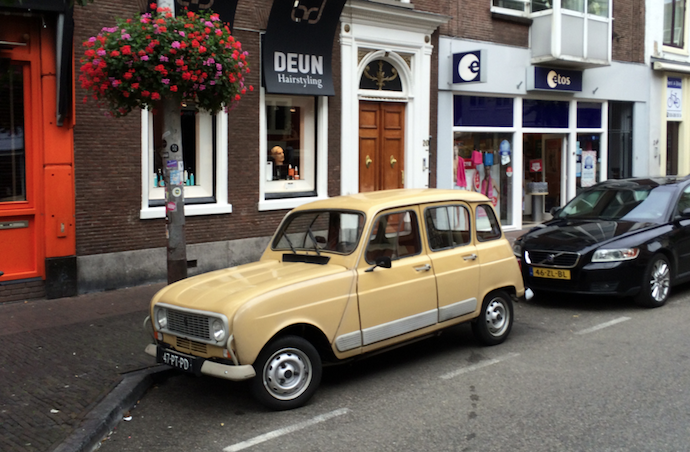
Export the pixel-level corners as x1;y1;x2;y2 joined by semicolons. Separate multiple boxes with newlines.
591;248;640;262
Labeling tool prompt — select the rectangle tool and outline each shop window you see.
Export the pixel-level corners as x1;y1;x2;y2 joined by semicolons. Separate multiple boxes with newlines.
608;102;633;179
453;96;513;128
140;107;230;219
577;102;602;128
425;205;471;251
577;134;600;191
0;64;26;203
664;0;686;48
264;94;316;199
523;100;569;128
453;132;514;225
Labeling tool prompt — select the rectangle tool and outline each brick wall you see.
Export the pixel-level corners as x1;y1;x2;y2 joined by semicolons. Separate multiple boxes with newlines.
0;280;46;304
612;0;646;63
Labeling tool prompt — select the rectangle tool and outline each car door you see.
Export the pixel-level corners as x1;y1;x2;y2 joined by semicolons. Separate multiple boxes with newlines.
422;203;480;322
357;207;437;348
671;185;690;280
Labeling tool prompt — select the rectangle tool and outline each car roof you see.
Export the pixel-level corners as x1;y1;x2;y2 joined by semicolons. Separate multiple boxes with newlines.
292;188;490;216
594;175;690;189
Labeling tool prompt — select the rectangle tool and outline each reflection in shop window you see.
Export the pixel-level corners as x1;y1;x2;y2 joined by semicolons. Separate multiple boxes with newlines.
148;105;216;205
0;65;26;203
265;95;316;198
577;134;600;192
453;132;513;225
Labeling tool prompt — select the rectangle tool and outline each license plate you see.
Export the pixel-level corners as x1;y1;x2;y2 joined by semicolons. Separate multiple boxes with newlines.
156;347;199;374
530;266;571;280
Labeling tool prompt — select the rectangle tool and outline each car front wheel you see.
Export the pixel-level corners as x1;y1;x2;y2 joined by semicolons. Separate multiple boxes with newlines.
251;335;322;411
635;254;671;308
472;291;513;346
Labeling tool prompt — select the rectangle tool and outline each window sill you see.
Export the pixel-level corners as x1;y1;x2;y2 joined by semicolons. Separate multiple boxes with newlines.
140;202;233;219
258;196;328;212
490;9;532;25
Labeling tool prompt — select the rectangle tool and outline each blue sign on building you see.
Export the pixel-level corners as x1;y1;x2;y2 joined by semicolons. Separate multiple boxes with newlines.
452;50;486;84
527;67;583;92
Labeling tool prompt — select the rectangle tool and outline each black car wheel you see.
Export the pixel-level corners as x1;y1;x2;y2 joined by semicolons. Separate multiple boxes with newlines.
472;291;513;345
251;335;322;411
635;254;671;308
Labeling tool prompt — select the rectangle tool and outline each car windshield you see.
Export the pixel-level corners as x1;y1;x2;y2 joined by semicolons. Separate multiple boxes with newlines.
272;210;364;255
557;186;673;222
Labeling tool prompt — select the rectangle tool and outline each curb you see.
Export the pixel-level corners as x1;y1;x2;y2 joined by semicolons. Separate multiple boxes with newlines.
51;366;174;452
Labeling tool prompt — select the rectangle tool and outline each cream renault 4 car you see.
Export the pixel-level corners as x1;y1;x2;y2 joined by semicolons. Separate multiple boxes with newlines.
145;189;525;410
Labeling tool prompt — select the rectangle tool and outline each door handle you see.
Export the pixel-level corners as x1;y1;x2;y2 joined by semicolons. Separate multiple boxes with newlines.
366;155;373;169
390;155;397;168
414;264;431;272
463;254;477;261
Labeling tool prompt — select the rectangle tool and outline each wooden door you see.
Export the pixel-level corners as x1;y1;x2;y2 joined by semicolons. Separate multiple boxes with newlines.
359;101;405;192
544;137;562;212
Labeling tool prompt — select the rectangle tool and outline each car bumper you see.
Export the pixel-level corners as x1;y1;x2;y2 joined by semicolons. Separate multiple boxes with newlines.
522;260;644;297
145;344;256;381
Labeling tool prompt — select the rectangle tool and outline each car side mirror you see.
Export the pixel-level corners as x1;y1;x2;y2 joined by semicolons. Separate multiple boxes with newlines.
365;256;392;272
681;207;690;218
549;206;561;217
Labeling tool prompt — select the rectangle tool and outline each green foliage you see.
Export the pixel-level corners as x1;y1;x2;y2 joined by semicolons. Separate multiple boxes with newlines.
78;4;252;117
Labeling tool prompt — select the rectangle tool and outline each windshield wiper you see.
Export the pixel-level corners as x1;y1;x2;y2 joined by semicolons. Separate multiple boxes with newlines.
306;226;321;256
283;234;297;254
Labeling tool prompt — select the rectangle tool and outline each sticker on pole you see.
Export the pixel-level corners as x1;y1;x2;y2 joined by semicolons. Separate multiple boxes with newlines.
172;187;182;197
166;202;177;212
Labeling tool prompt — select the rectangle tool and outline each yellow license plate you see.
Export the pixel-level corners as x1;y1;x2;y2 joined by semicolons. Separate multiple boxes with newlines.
530;267;571;280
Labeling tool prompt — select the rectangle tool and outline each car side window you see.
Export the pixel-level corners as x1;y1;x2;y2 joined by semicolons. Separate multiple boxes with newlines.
475;204;501;242
425;205;471;251
365;210;421;263
677;187;690;216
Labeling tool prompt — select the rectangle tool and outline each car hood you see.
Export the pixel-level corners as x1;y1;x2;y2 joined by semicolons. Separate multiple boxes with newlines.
152;258;348;315
519;219;656;252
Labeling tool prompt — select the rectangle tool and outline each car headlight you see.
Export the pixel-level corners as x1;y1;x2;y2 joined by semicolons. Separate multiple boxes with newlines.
591;248;640;262
512;242;522;257
524;249;532;264
211;318;226;342
155;307;167;330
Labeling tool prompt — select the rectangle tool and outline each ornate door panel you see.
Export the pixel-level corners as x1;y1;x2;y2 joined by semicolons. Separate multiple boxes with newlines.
359;101;405;192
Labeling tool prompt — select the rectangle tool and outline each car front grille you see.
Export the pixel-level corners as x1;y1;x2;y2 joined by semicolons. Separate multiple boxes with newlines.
176;336;208;355
167;309;211;341
528;250;580;268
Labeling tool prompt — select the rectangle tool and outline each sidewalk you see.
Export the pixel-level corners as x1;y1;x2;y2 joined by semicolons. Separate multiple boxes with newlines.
0;283;170;452
0;228;530;452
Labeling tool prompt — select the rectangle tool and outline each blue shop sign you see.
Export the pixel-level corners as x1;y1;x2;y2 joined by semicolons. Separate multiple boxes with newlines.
527;67;583;92
452;50;486;84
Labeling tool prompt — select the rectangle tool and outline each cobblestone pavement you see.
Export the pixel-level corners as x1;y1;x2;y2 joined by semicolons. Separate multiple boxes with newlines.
0;283;166;452
0;229;529;452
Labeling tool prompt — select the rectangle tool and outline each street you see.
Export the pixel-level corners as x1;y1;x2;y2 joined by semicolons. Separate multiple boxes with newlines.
98;287;690;452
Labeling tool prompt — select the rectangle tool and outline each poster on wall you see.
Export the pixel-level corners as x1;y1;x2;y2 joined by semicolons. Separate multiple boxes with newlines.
581;150;597;187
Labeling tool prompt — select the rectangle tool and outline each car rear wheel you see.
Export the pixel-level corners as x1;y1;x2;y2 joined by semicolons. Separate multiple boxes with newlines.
472;291;513;346
634;254;671;308
251;335;322;411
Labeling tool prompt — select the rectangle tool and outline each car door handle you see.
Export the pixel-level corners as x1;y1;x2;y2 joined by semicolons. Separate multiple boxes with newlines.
414;264;431;272
463;254;477;261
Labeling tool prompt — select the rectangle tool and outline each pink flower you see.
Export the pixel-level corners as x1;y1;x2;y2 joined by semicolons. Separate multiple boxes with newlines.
172;41;181;49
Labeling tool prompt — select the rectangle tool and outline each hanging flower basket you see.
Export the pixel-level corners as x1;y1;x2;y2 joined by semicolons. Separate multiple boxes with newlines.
79;3;252;117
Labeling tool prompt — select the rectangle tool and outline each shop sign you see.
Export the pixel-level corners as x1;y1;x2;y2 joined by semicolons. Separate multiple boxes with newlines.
581;151;597;187
527;67;583;92
263;0;347;96
452;50;486;84
667;77;682;119
529;159;543;173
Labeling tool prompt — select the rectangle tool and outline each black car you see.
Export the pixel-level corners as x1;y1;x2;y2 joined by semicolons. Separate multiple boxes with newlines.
513;176;690;308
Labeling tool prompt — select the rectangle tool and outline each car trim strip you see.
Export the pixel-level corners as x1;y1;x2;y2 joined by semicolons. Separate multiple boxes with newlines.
361;309;437;346
438;297;477;322
334;331;363;352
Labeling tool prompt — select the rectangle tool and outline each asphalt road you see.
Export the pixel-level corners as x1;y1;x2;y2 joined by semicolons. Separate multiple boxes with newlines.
97;286;690;452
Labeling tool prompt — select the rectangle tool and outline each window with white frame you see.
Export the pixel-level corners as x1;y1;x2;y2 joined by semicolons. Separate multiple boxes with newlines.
664;0;686;48
140;106;230;219
263;94;316;198
491;0;529;15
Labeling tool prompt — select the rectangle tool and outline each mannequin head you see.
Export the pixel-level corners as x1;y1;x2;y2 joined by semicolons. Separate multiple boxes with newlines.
270;146;285;165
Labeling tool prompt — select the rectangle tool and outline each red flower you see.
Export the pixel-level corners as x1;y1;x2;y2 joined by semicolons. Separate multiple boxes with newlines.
123;72;133;80
141;90;150;97
170;85;178;92
151;92;161;100
121;45;132;55
110;50;120;57
132;83;140;89
234;94;241;101
149;2;157;9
